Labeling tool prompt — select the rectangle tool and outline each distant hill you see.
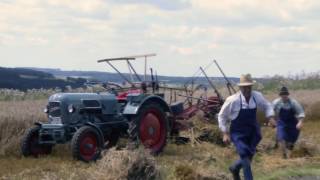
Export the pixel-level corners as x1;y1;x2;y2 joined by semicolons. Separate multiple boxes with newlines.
25;67;239;85
0;67;86;90
0;67;241;90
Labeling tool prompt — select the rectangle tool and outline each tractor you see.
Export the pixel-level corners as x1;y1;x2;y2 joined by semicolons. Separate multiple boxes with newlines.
21;90;172;162
21;54;232;162
21;54;176;162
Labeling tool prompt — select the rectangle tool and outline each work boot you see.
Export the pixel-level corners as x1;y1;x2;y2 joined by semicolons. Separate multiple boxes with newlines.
229;166;241;180
282;147;289;159
282;152;287;159
287;150;292;159
273;141;278;149
280;141;288;159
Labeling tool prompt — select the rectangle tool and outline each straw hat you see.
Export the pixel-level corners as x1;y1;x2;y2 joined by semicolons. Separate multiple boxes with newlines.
237;74;256;86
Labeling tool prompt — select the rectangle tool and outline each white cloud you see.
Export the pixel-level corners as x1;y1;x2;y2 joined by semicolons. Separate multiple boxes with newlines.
46;0;106;13
108;0;191;10
170;46;194;55
0;0;319;77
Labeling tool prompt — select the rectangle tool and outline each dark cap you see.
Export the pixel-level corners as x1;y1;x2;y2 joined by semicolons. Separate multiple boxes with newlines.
279;86;289;96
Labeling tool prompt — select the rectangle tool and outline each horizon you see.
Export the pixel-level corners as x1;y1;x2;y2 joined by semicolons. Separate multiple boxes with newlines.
0;65;318;79
1;1;320;77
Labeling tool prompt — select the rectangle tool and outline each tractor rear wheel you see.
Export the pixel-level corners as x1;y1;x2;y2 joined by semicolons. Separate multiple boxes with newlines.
21;126;52;157
128;103;168;154
71;126;102;162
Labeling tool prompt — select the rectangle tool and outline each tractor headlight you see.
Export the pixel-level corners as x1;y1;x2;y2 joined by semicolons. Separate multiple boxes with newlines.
44;106;49;113
68;104;75;113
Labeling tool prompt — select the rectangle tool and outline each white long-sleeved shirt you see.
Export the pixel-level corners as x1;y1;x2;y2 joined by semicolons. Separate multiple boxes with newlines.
272;98;305;120
218;91;274;133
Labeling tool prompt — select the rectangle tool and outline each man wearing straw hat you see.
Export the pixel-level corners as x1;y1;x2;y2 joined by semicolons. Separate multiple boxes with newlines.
273;86;305;158
218;74;276;180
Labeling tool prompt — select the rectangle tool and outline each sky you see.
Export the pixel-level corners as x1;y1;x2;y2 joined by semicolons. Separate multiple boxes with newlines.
0;0;319;77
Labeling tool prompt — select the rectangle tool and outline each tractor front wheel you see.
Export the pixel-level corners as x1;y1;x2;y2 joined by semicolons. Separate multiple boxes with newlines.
128;103;168;154
21;126;52;157
71;126;102;162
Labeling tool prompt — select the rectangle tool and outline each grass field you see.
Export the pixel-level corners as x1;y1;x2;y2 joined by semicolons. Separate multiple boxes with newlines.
0;90;319;180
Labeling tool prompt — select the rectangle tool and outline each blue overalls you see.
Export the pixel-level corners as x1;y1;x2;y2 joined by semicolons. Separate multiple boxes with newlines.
230;96;260;180
277;101;299;147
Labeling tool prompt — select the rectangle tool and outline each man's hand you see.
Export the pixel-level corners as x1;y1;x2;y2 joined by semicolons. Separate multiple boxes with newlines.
296;120;303;130
223;132;230;144
268;117;276;128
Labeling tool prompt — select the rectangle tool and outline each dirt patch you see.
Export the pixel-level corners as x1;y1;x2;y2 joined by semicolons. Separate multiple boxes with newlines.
287;175;320;180
196;128;224;146
127;153;158;180
174;164;197;180
256;138;278;154
291;143;317;158
174;164;230;180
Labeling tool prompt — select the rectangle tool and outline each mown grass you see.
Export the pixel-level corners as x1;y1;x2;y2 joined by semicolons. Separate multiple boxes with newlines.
256;165;320;180
154;119;320;180
0;90;319;179
0;156;89;180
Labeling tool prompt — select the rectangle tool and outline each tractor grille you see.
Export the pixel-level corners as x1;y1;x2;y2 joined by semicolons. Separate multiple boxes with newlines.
48;102;61;117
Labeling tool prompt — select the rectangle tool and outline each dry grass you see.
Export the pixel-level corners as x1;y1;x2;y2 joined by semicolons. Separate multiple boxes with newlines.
86;148;159;180
0;100;47;156
0;149;158;180
0;89;319;179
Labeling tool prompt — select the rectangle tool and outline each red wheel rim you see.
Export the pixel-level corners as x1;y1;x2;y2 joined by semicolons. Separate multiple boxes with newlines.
139;108;166;152
79;133;98;161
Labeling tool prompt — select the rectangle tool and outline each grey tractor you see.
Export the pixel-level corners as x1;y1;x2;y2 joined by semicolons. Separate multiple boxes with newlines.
21;91;173;162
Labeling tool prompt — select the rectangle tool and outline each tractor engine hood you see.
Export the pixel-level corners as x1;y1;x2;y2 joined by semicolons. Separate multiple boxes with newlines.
48;93;118;118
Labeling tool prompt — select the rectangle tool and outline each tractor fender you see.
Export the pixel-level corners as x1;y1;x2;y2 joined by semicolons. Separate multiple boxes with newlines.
84;122;105;145
123;95;171;115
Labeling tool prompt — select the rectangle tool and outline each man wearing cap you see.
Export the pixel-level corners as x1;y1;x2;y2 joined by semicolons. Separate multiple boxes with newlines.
273;86;305;158
218;74;275;180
